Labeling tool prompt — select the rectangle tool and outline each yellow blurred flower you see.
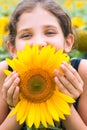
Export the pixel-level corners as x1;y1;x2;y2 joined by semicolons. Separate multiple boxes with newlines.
4;44;75;128
2;4;9;10
0;17;9;36
71;16;85;28
75;1;84;8
64;0;74;11
0;37;3;46
0;17;9;46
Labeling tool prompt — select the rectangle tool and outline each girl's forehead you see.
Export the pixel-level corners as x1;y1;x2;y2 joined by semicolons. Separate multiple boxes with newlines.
18;7;59;26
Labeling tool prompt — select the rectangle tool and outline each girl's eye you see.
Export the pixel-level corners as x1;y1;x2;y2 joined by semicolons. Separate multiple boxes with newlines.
21;33;32;39
45;30;57;36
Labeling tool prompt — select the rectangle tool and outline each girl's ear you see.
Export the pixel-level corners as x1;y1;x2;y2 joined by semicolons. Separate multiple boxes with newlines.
64;34;74;53
6;41;17;57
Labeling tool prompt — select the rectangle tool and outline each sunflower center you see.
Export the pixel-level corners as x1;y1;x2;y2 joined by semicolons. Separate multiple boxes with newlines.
28;75;45;93
20;69;55;103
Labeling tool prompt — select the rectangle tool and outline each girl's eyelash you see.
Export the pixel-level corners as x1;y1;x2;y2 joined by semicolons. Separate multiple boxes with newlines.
45;30;57;35
21;33;32;38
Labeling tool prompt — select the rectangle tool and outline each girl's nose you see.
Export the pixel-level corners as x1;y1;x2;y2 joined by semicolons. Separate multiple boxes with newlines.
30;35;47;47
28;41;47;48
34;42;47;47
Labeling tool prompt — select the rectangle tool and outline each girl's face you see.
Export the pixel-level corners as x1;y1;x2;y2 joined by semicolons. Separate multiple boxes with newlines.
9;7;74;56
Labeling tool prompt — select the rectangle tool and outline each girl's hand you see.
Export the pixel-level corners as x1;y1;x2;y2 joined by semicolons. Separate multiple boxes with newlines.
2;71;20;107
54;62;83;99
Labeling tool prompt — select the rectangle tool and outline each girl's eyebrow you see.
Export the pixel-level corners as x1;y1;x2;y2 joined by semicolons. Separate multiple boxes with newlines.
17;28;32;34
42;25;59;31
43;25;58;29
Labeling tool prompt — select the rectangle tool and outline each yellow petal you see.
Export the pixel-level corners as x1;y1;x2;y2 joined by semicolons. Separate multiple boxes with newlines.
34;103;40;128
58;91;75;103
52;95;66;120
42;102;54;126
40;103;48;128
4;70;12;76
8;101;22;117
46;99;59;121
19;100;29;124
54;91;71;115
26;103;35;128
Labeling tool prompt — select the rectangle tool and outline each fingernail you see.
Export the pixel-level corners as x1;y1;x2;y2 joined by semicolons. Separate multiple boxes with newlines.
60;64;64;69
15;78;20;83
62;61;66;64
54;69;59;73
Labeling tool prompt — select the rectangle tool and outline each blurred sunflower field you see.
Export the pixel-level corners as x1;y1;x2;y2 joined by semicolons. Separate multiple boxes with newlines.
0;0;19;61
0;0;87;61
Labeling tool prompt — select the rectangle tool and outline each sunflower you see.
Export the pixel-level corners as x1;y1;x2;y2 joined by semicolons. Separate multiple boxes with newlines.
0;17;9;36
4;44;75;128
0;17;9;46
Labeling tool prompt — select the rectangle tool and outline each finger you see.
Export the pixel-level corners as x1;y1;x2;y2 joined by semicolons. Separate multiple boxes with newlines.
54;70;82;99
7;77;20;106
54;69;76;93
60;62;83;92
54;76;81;99
3;72;19;99
54;76;70;95
13;86;20;106
4;71;17;82
62;62;83;84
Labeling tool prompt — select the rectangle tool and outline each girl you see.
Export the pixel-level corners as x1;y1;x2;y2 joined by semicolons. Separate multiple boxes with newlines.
0;0;87;130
